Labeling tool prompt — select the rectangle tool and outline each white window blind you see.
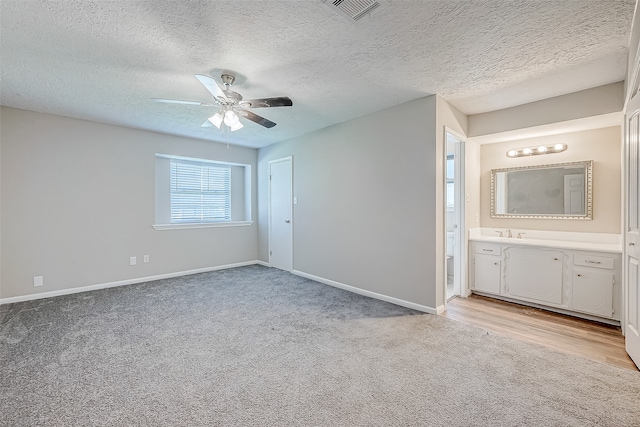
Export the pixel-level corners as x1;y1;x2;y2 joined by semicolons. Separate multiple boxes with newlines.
170;159;231;223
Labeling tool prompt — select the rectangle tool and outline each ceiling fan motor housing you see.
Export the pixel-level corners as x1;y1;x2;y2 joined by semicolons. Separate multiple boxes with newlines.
221;74;236;87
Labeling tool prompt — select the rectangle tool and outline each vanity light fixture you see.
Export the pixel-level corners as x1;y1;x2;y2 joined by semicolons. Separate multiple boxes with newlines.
506;143;567;158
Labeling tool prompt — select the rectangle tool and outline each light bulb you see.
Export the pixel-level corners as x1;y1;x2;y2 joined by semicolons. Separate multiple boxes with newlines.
537;146;547;153
507;150;517;157
230;121;244;132
522;148;532;155
208;112;223;129
554;144;565;151
224;110;239;126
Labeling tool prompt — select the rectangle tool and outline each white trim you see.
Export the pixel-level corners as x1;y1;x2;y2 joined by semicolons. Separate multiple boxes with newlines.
443;127;468;308
436;304;446;315
291;270;438;314
155;153;249;168
255;260;270;267
0;261;262;305
152;221;253;230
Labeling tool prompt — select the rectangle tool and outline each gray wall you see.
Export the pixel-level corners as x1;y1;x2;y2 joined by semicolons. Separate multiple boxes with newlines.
1;107;258;299
468;82;623;137
258;96;464;310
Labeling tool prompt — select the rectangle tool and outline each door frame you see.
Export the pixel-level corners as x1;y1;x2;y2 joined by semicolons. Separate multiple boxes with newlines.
622;27;640;368
443;127;467;306
268;156;293;270
623;90;640;367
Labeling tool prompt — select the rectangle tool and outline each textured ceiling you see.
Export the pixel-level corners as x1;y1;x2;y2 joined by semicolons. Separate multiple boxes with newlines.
0;0;635;148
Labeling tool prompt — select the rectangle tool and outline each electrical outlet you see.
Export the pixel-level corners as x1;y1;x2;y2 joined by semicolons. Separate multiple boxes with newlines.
33;276;44;287
130;256;137;266
143;255;149;263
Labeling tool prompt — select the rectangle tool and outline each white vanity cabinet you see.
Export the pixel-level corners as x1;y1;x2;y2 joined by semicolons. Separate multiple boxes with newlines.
572;253;616;318
472;243;502;294
469;239;621;322
506;248;565;305
474;257;501;294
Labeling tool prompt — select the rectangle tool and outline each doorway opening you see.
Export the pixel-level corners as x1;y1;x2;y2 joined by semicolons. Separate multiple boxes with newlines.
445;130;466;301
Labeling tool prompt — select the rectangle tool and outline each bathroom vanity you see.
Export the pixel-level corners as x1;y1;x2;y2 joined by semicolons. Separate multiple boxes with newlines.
468;229;622;324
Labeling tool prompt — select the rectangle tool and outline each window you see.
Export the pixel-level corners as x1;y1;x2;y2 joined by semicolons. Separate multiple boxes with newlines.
170;159;231;223
154;154;252;230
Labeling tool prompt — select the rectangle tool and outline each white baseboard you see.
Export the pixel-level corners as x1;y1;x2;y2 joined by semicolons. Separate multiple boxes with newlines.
436;304;446;314
0;260;264;305
291;270;438;315
254;260;270;267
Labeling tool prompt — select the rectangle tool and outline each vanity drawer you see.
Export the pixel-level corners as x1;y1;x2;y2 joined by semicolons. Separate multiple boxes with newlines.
573;254;614;270
475;243;501;255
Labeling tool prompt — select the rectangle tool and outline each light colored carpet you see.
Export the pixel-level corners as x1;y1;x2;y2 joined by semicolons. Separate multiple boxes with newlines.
1;265;639;426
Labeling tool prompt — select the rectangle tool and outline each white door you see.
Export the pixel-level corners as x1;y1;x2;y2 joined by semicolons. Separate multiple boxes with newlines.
625;92;640;368
564;174;585;215
269;157;293;271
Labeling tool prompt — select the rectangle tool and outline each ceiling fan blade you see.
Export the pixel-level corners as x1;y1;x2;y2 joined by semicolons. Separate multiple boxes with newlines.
239;97;293;108
152;98;214;106
194;74;228;103
237;109;277;128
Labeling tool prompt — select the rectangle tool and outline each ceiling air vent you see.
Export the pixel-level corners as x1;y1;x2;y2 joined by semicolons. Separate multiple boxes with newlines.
321;0;386;22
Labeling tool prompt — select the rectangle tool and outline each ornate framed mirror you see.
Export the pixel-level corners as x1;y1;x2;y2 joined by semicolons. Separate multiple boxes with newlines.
490;160;593;220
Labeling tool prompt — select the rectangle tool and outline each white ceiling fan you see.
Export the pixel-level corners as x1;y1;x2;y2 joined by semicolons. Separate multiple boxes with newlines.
153;73;293;132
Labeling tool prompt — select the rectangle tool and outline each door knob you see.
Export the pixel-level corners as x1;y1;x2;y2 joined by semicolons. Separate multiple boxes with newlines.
630;242;636;246
284;219;291;223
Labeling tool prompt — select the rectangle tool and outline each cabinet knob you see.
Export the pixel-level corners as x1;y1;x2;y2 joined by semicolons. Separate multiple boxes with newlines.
554;258;559;261
577;274;582;277
494;262;498;266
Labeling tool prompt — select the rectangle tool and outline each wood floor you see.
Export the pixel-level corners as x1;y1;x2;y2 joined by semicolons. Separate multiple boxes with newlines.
441;294;639;372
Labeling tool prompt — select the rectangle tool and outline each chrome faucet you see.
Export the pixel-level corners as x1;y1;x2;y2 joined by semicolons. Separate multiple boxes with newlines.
507;229;513;238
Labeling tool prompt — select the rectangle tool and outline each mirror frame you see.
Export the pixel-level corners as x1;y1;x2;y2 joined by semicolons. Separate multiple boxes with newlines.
490;160;593;220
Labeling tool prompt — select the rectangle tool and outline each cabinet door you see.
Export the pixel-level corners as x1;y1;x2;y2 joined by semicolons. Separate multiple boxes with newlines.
572;268;614;318
474;254;501;294
506;248;564;305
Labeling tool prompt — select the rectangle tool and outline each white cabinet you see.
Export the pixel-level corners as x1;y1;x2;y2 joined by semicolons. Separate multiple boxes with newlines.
506;248;564;305
472;243;502;294
469;240;621;322
474;254;501;294
571;252;615;318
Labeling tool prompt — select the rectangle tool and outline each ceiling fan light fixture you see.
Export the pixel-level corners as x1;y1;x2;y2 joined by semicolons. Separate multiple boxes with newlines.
208;112;223;129
224;110;239;126
230;121;244;132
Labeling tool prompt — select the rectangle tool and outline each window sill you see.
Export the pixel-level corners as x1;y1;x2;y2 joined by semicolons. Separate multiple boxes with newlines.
152;221;253;231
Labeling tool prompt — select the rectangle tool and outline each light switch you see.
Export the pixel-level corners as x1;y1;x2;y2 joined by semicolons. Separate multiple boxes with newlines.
293;197;298;205
34;276;44;287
